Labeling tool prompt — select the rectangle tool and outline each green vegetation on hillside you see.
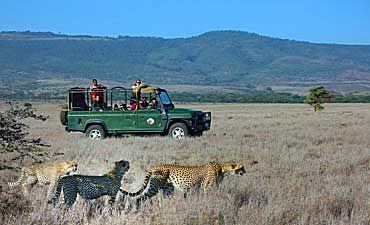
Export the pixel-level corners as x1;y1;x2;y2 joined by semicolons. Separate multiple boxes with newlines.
172;91;305;103
1;30;370;94
2;87;370;104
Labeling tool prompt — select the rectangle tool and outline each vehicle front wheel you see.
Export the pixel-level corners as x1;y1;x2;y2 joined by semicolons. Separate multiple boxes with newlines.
168;123;189;139
85;125;106;140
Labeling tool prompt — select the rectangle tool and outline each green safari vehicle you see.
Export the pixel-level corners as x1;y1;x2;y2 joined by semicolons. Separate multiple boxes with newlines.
60;85;211;140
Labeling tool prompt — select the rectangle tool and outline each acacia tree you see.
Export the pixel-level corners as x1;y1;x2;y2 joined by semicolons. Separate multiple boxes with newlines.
305;86;330;112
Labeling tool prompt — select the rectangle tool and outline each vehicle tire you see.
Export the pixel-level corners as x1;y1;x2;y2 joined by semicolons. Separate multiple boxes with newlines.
168;122;189;139
85;125;106;140
60;104;68;125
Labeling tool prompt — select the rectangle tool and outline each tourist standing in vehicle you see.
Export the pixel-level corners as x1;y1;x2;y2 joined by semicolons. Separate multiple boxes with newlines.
89;79;106;109
133;79;141;87
131;79;142;109
130;97;137;110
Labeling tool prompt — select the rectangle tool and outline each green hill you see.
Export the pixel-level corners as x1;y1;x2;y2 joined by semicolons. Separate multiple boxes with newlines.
1;30;370;95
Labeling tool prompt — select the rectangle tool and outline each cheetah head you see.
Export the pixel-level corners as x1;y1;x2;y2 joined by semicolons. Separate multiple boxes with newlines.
115;160;130;174
221;162;246;176
64;161;79;175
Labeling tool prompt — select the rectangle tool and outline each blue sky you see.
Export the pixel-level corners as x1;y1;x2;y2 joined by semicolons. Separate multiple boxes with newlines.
1;0;369;44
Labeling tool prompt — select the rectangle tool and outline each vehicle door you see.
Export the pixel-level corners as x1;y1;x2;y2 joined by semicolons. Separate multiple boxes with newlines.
137;108;165;132
107;110;137;131
120;110;137;131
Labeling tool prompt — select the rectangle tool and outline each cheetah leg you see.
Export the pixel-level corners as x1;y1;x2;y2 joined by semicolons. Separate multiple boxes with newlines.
63;185;77;207
108;193;117;206
203;172;217;192
21;175;38;196
161;182;174;197
136;177;163;209
46;182;57;202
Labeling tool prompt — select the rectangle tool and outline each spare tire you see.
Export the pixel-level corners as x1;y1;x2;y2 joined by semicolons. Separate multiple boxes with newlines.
60;104;68;125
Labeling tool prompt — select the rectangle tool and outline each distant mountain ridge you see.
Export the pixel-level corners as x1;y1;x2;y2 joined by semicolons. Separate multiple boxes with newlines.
1;30;370;94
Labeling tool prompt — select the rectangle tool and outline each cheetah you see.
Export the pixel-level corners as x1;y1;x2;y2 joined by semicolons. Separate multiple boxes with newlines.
121;161;253;206
8;160;78;200
49;160;129;207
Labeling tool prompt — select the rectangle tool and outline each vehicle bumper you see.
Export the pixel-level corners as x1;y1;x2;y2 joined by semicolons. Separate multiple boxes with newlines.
190;112;211;132
193;123;211;132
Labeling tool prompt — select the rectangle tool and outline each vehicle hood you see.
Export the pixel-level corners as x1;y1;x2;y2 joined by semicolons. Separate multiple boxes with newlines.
166;108;203;119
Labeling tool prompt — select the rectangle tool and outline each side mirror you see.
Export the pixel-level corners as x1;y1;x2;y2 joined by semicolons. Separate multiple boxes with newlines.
161;110;168;120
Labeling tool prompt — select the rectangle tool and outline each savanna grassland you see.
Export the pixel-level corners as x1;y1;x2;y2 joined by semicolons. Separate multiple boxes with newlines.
2;102;370;225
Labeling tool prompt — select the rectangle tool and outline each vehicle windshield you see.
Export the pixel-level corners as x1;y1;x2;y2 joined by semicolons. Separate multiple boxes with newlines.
158;90;174;110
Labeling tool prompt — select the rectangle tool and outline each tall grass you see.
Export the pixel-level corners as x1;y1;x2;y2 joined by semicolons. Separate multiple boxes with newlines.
1;103;370;224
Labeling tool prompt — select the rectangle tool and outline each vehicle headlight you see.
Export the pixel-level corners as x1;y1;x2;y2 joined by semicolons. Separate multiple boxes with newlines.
203;113;211;122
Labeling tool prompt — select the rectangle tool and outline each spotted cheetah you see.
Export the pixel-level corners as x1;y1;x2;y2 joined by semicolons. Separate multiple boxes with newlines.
49;160;129;207
8;161;78;200
121;161;253;205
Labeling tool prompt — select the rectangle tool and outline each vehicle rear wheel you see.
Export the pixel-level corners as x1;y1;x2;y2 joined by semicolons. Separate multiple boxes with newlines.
168;123;189;139
60;104;68;125
85;125;106;140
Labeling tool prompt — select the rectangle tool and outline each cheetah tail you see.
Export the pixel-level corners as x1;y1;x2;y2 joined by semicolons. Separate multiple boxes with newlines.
8;171;25;187
120;171;152;197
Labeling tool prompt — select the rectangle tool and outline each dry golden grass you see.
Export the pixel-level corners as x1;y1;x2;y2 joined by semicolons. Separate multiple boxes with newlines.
2;102;370;224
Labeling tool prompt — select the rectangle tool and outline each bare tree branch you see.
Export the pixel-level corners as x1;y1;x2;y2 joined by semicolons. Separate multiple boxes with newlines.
0;102;53;170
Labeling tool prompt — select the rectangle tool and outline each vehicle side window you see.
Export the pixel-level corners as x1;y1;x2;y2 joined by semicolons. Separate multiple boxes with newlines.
158;91;174;110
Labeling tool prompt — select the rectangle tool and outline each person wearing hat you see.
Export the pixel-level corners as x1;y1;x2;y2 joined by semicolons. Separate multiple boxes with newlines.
132;79;142;88
135;79;141;86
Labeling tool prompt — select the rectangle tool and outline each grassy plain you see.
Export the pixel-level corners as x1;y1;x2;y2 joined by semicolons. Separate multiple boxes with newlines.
1;102;370;224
